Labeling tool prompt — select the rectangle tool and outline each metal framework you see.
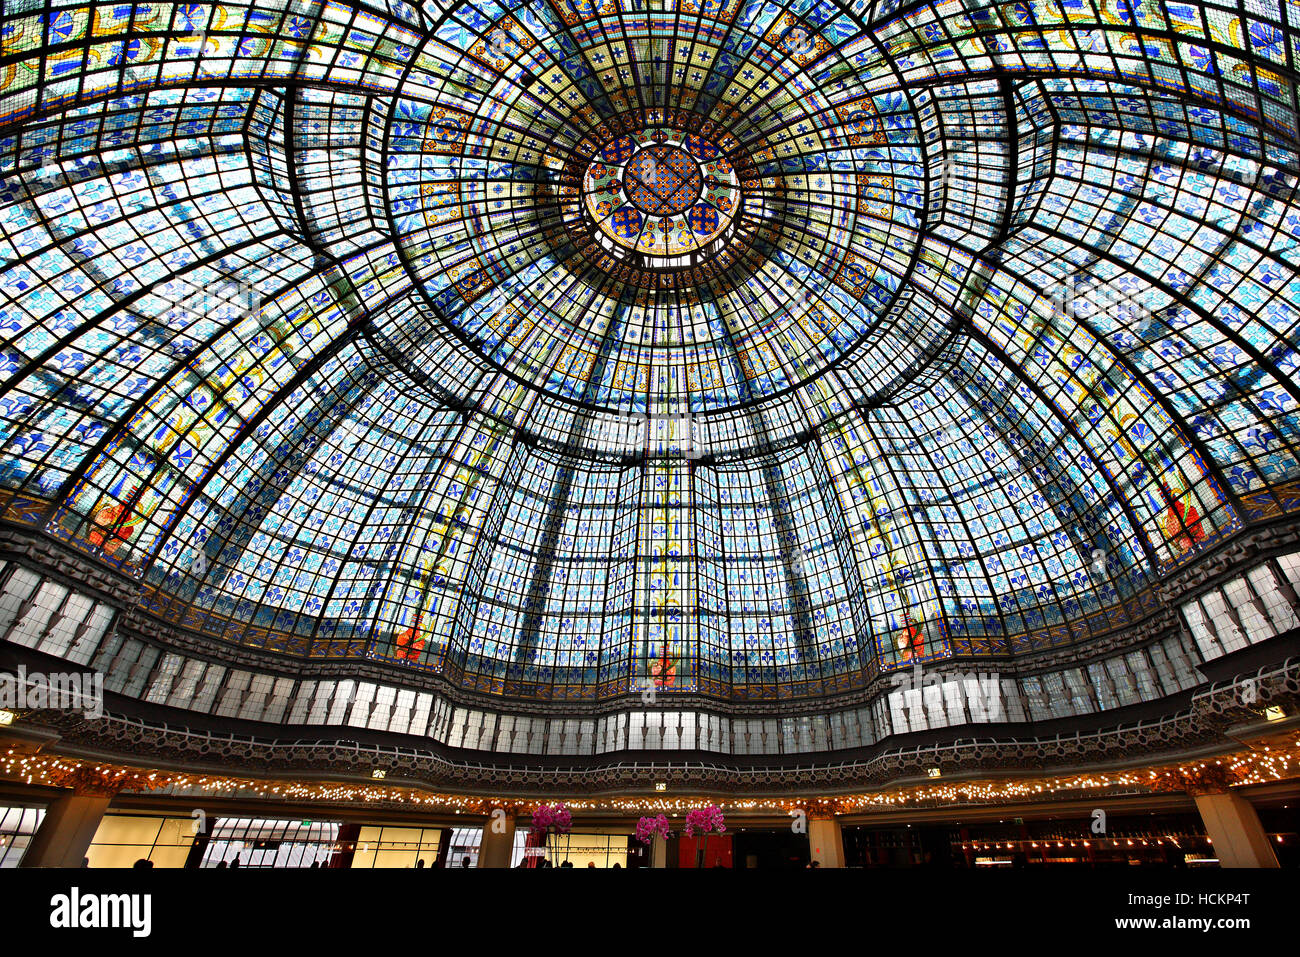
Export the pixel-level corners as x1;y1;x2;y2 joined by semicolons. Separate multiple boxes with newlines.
1;0;1299;714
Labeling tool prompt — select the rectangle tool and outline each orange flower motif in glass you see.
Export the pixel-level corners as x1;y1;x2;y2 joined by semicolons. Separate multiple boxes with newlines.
650;654;675;687
394;626;425;662
898;614;925;660
87;497;141;557
1156;477;1206;554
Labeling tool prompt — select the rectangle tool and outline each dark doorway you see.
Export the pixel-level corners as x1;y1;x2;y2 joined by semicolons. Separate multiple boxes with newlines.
730;829;810;869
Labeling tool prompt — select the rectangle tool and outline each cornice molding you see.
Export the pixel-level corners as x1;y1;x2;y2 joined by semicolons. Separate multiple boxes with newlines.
12;658;1298;796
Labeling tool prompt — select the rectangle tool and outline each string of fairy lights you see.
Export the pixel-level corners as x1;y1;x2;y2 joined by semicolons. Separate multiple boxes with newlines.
1;732;1296;819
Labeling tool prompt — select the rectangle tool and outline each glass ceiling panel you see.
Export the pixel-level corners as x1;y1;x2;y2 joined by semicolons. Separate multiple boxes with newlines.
1;0;1299;703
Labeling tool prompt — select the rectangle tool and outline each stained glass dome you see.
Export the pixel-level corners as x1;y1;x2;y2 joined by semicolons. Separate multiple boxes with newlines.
1;0;1298;719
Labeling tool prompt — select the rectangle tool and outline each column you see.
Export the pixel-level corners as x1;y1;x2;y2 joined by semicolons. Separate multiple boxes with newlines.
808;815;846;868
478;808;515;868
184;814;218;869
328;823;362;869
434;828;452;868
1194;792;1280;868
22;792;112;868
649;834;668;869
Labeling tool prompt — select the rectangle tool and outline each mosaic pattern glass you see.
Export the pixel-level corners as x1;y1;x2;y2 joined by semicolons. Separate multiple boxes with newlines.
1;0;1299;702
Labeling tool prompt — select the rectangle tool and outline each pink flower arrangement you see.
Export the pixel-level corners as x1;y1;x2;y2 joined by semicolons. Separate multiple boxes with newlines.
531;802;572;835
683;805;726;837
635;814;672;845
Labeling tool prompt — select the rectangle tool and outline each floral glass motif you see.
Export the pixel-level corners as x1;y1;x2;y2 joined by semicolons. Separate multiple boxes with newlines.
0;0;1294;709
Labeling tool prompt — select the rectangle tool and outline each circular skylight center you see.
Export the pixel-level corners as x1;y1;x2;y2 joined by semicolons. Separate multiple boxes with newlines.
581;131;740;264
624;145;702;215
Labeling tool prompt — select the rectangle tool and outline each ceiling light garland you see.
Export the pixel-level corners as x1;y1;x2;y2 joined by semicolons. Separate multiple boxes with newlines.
1;732;1295;818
